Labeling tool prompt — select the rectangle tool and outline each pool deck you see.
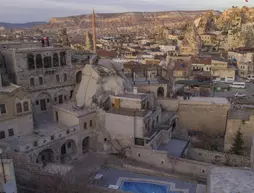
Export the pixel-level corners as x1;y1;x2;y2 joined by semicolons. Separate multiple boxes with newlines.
158;139;188;157
92;167;197;193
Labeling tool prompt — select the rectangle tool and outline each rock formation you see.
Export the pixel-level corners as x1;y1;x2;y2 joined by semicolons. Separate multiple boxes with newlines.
85;31;93;51
57;28;70;47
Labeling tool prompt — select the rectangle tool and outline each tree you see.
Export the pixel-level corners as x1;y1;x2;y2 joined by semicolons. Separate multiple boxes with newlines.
230;128;244;155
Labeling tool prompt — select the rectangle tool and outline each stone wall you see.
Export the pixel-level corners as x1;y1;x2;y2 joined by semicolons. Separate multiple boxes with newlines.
130;146;211;180
224;116;254;152
178;103;229;136
187;147;250;167
156;99;179;111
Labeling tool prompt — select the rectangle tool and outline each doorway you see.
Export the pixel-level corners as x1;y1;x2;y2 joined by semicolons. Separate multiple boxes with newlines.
59;95;63;104
40;99;46;111
61;144;66;155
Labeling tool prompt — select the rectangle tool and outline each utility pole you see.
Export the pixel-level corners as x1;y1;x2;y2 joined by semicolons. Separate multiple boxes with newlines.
92;9;97;53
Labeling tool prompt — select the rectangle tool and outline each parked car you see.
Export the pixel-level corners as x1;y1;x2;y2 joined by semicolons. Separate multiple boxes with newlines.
235;93;247;97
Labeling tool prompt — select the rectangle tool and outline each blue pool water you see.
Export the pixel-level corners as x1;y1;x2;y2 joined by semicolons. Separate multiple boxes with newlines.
120;181;168;193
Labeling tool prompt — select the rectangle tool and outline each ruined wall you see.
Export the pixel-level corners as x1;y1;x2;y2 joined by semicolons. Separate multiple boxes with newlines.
187;147;250;167
178;103;229;136
224;116;254;152
130;146;211;180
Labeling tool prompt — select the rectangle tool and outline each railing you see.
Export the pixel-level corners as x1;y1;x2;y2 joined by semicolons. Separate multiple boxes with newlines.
180;137;191;158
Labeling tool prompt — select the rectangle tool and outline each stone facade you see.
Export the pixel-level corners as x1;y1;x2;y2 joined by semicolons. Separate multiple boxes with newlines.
178;97;230;136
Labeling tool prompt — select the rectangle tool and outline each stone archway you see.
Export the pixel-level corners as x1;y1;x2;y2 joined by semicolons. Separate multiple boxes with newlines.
82;137;90;153
157;87;165;97
76;71;82;83
60;139;77;163
36;149;55;164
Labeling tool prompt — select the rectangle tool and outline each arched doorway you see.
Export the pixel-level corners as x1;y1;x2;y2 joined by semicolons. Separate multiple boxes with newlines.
60;139;77;163
36;149;54;164
82;137;90;153
157;87;164;97
76;71;82;83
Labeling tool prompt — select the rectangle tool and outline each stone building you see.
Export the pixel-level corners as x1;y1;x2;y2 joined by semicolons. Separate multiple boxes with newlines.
178;97;230;136
1;46;78;120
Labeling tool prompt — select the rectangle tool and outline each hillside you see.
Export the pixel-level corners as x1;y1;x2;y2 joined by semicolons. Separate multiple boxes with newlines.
0;22;46;29
35;10;221;36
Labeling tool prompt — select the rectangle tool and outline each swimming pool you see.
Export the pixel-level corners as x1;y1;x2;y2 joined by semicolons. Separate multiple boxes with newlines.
120;181;183;193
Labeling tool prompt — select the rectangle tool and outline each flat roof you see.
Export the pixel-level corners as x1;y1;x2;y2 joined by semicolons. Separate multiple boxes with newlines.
209;167;254;193
54;102;96;117
107;108;150;117
228;110;251;120
111;92;148;100
178;97;230;105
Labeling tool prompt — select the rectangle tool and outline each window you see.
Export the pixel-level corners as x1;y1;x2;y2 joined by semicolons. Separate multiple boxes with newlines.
47;99;50;103
23;101;29;112
56;74;60;83
55;111;58;122
60;51;67;66
41;155;45;161
66;130;70;134
54;97;57;102
156;116;159;123
8;129;14;137
64;96;67;101
0;104;6;114
51;135;55;140
27;54;35;70
44;56;52;68
63;73;67;82
0;131;5;139
70;90;73;99
67;142;72;148
84;122;87;129
33;141;38;147
89;120;93;127
53;53;59;67
36;54;43;68
36;101;39;105
39;77;43;85
30;77;35;86
16;102;22;113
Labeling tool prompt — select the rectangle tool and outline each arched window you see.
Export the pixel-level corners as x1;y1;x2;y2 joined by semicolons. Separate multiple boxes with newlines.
16;102;22;113
27;54;35;70
63;73;67;82
30;77;35;86
36;54;43;68
44;56;52;68
53;53;59;67
60;52;66;66
23;101;29;112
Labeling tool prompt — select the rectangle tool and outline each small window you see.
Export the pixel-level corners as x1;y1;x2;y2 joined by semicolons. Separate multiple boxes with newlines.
0;131;5;139
0;104;6;114
39;77;43;85
64;96;67;100
41;155;45;161
16;102;22;113
156;116;159;123
84;122;87;129
60;51;67;66
54;97;57;102
89;120;93;127
44;56;52;68
23;101;29;112
66;130;70;134
36;101;39;105
70;90;73;99
36;54;43;68
47;99;50;103
8;129;14;137
67;142;72;148
63;73;67;82
53;53;59;67
56;74;60;83
51;135;55;140
33;141;38;147
30;77;35;86
27;54;35;70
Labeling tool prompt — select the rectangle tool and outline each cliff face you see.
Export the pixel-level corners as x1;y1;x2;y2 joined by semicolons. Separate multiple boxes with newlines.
37;10;219;36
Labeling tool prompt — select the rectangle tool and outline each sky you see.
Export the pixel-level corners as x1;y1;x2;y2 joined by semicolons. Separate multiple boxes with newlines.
1;0;254;23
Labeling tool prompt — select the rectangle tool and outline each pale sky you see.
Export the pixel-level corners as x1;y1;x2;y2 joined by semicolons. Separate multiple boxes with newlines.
0;0;253;23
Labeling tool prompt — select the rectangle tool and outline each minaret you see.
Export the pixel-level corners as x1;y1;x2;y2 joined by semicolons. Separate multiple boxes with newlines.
92;9;97;53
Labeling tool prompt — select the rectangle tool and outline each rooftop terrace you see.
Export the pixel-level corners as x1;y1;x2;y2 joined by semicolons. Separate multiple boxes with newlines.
178;96;230;105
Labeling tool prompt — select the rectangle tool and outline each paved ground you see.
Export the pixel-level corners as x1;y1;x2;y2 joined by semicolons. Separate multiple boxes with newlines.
158;139;188;157
93;167;197;193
